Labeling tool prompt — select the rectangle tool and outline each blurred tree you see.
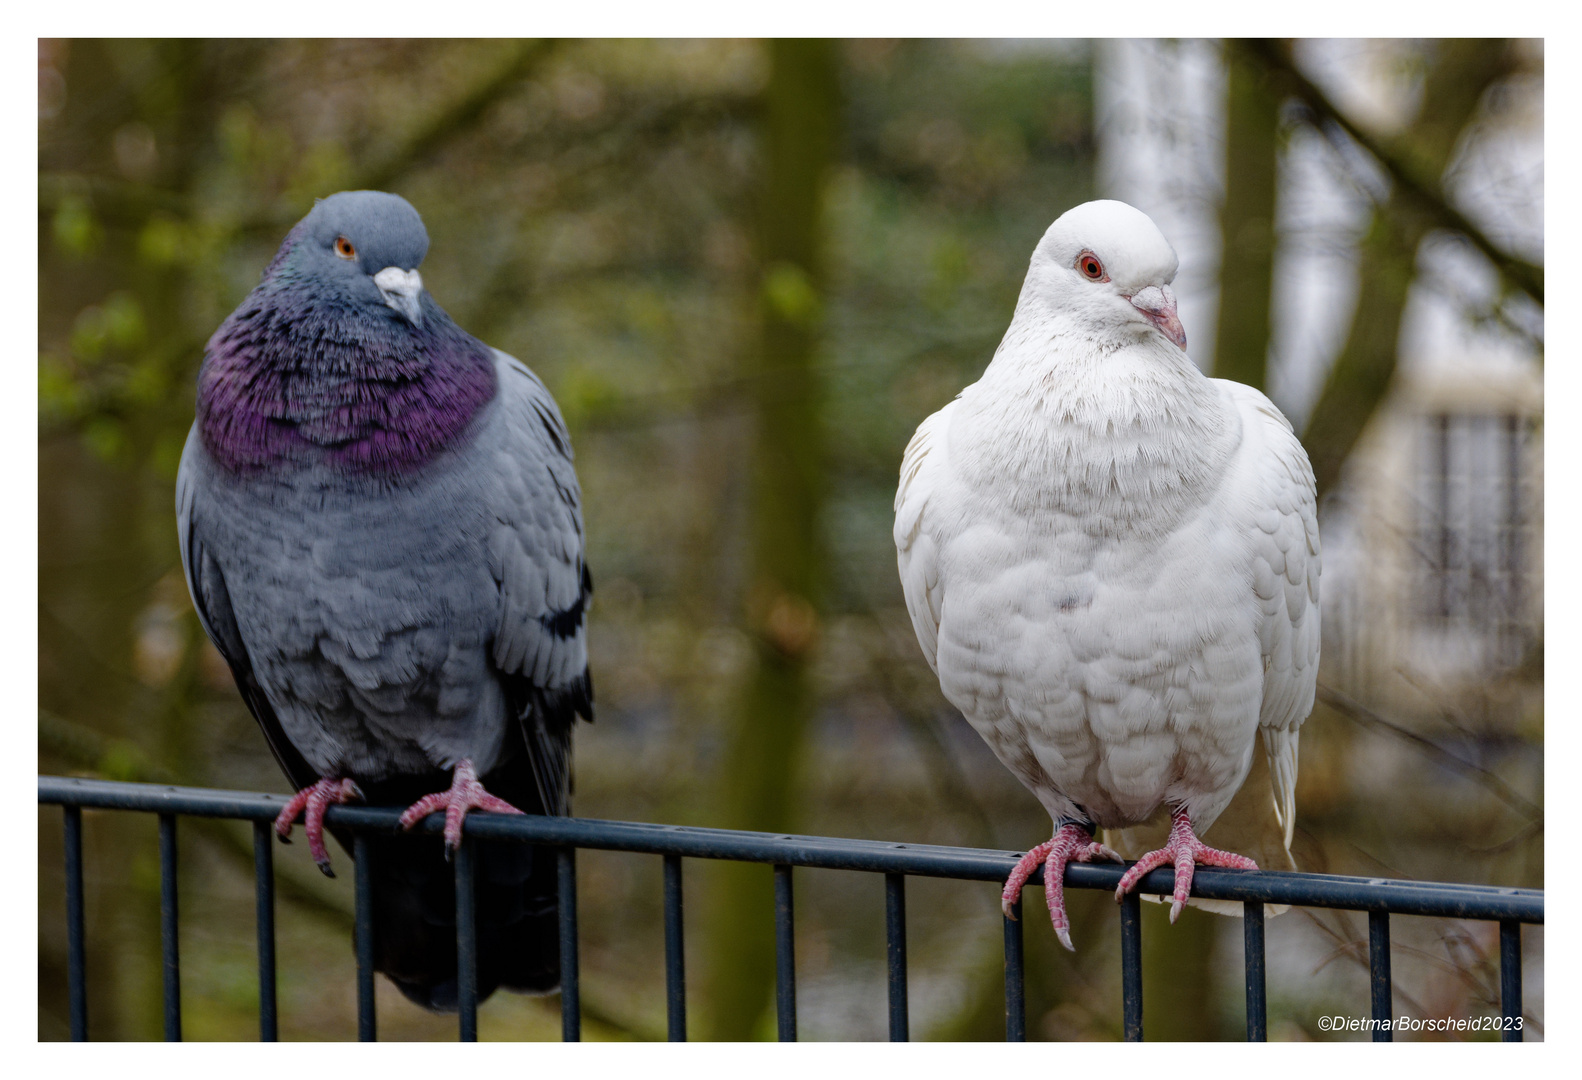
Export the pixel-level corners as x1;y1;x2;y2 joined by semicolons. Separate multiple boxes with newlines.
1139;903;1226;1041
39;39;278;1039
701;38;841;1041
1211;40;1281;392
1250;39;1522;498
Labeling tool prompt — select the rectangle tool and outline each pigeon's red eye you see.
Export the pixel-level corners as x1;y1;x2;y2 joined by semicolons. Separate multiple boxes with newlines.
334;236;357;260
1078;252;1106;281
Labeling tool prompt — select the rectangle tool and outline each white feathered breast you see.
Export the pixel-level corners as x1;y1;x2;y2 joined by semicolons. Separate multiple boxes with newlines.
895;321;1319;850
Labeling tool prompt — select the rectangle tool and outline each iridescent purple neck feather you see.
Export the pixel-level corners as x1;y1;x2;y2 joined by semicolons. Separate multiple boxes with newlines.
198;230;496;478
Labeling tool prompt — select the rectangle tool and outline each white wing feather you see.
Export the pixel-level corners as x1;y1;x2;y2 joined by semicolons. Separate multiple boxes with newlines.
1218;380;1321;851
894;401;957;675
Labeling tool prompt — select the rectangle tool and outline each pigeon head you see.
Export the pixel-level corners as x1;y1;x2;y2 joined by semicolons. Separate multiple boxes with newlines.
198;191;497;478
1025;200;1187;352
267;190;432;327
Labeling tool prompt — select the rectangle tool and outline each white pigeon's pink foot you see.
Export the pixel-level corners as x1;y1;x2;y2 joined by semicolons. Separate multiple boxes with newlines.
1114;806;1258;921
398;758;524;853
274;777;363;877
1002;823;1123;951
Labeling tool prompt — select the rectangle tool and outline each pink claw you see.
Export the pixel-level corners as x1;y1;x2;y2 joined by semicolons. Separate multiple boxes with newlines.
1002;823;1124;951
398;758;524;853
1114;806;1258;921
274;777;362;877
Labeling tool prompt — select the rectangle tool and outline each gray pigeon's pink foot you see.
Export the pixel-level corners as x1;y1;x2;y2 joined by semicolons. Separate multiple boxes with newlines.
274;777;362;877
398;758;524;854
1114;806;1258;921
1002;823;1124;951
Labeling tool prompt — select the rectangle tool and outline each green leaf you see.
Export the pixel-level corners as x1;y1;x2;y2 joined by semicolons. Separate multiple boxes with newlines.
138;216;187;266
52;195;100;257
82;417;127;462
762;260;821;326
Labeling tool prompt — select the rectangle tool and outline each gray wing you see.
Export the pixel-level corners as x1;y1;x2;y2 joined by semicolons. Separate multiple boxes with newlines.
176;428;318;790
485;349;594;815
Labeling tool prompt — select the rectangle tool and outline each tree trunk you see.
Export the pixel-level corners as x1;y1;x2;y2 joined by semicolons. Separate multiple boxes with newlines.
1212;42;1281;391
1140;902;1224;1040
701;38;840;1041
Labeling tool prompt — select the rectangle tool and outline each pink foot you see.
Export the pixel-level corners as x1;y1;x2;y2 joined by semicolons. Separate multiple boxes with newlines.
398;758;524;853
274;777;362;877
1002;823;1123;951
1114;806;1258;921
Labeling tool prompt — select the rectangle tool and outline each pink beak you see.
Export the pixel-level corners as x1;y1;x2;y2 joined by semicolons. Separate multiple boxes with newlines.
1129;285;1187;350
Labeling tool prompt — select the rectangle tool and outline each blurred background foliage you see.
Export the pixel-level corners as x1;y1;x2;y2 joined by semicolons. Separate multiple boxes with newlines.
38;38;1540;1042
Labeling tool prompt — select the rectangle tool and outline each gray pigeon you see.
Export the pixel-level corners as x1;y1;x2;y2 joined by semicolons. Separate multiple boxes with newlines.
176;190;593;1010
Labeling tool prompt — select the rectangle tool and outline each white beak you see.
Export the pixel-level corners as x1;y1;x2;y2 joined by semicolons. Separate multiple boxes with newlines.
374;266;425;327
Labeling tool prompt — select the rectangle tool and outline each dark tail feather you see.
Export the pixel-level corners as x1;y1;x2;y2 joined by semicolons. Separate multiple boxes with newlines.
368;829;560;1011
333;752;562;1013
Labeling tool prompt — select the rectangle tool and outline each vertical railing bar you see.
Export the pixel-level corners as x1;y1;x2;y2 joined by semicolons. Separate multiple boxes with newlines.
774;863;796;1042
1002;896;1025;1042
1368;909;1392;1042
558;847;581;1042
1120;890;1143;1042
63;805;88;1042
158;813;181;1042
1499;919;1522;1043
1243;900;1267;1042
353;833;377;1042
885;873;908;1041
662;853;686;1041
455;836;478;1042
251;821;278;1042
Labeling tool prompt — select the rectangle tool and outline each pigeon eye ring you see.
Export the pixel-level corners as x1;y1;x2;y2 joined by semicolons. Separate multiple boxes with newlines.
334;235;357;260
1076;250;1108;282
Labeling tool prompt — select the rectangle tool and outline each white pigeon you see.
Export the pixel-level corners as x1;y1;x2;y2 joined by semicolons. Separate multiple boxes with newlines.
893;200;1320;949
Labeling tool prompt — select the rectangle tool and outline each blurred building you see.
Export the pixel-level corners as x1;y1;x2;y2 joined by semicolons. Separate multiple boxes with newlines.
1328;360;1542;703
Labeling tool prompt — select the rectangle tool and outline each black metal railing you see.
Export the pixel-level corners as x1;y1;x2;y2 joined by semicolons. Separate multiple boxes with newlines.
39;775;1544;1042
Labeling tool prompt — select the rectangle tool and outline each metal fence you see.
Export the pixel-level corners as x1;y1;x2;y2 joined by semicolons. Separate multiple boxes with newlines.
39;774;1543;1043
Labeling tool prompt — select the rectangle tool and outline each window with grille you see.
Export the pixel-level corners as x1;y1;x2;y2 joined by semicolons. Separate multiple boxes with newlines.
1414;412;1535;671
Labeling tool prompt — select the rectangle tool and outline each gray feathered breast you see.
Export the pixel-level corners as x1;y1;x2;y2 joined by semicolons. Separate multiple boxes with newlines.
177;348;592;809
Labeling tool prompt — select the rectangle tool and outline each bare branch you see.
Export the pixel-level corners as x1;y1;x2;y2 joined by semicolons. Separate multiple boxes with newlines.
236;40;560;237
1236;39;1542;306
351;39;559;194
1316;683;1542;822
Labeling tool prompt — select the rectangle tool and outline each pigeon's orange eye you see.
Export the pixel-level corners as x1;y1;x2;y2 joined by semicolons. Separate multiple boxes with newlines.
334;236;357;260
1078;252;1106;281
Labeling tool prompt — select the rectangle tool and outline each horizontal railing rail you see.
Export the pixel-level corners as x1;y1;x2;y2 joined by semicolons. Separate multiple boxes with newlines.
39;775;1542;1043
